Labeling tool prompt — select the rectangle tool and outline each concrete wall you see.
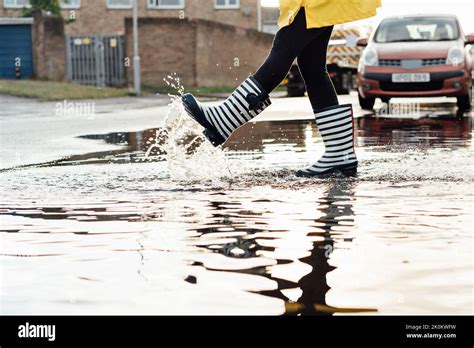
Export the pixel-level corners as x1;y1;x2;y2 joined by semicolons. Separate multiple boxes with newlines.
32;16;66;81
0;0;273;35
124;17;273;88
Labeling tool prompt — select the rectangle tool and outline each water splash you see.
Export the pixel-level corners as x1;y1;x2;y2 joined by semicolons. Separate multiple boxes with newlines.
146;75;241;182
163;73;185;96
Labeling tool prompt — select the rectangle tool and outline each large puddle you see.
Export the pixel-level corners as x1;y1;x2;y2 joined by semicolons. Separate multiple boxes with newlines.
0;101;472;315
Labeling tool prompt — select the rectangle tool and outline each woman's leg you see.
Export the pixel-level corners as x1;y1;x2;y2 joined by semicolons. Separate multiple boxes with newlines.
182;7;327;147
254;9;328;93
295;28;358;177
296;26;339;110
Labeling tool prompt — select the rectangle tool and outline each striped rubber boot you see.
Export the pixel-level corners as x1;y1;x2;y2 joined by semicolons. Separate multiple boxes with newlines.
181;76;271;147
296;104;358;177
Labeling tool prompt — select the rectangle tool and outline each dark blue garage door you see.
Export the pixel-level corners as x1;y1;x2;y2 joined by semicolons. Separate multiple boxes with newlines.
0;24;33;79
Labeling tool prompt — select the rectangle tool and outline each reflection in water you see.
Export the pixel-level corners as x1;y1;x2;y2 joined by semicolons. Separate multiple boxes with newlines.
23;114;470;174
356;115;471;147
92;115;473;167
261;182;355;315
0;111;472;315
294;181;360;315
187;181;379;315
78;115;473;159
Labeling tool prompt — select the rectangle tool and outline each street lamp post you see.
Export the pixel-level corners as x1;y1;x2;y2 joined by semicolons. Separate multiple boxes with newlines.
257;0;262;32
133;0;141;95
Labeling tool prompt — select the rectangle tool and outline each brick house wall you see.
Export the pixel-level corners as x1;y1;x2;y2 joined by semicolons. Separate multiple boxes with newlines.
32;16;66;81
125;17;197;87
195;21;273;86
125;17;274;88
1;1;278;85
0;0;275;35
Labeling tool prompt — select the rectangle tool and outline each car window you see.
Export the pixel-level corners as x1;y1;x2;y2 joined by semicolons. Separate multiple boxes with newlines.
375;17;459;43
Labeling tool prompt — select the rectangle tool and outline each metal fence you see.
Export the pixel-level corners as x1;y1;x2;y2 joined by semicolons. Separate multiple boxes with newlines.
66;35;126;87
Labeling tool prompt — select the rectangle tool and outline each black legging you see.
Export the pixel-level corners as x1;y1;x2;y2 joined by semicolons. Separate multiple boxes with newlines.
254;7;339;111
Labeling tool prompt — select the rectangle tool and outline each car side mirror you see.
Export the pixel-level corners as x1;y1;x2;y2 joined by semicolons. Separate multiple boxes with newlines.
356;38;368;47
465;34;474;45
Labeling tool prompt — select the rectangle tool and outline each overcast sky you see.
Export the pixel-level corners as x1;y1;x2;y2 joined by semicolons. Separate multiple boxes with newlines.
261;0;474;35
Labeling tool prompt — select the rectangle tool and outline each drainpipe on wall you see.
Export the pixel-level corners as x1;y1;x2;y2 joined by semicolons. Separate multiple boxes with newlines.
133;0;141;95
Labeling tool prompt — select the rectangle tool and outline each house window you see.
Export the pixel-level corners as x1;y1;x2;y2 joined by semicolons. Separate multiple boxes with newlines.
214;0;239;9
107;0;132;9
60;0;80;9
3;0;31;8
147;0;185;9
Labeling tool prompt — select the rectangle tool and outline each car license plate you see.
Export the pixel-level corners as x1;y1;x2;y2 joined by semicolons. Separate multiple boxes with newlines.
392;73;430;83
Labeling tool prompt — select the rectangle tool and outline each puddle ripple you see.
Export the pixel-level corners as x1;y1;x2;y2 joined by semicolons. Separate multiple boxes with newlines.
0;106;472;315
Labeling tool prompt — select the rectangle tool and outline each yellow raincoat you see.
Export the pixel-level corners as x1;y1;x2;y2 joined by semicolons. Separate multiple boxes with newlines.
278;0;382;29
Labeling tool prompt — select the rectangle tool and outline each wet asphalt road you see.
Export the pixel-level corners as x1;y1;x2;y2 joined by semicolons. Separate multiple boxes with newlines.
0;93;472;315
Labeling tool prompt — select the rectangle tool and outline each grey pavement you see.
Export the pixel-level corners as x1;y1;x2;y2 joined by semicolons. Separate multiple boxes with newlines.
0;94;174;170
0;92;312;170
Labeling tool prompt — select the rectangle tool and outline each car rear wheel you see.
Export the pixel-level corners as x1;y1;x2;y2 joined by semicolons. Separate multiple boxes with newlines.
336;71;352;95
358;92;375;110
456;87;472;111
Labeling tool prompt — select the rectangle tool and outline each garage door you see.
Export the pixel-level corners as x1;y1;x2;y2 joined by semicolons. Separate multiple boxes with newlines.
0;24;33;79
